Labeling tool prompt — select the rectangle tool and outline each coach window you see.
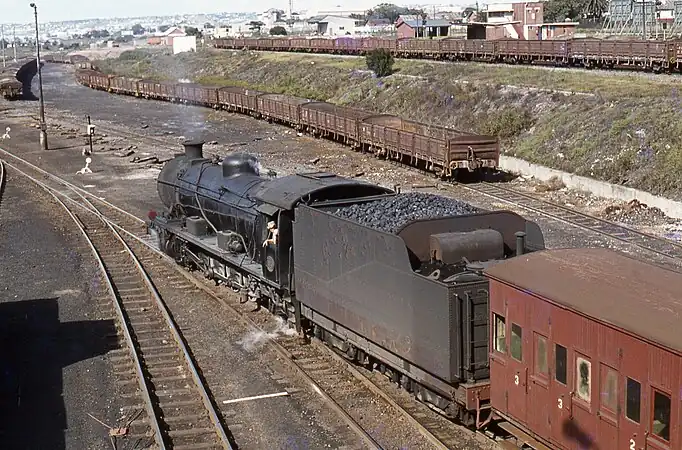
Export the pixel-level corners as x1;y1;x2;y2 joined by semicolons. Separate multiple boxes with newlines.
651;390;671;442
535;334;548;376
511;323;522;361
555;344;567;385
493;314;506;353
625;377;641;423
575;355;591;403
600;365;618;412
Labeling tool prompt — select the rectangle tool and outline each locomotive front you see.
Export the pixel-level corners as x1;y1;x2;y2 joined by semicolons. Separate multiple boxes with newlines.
154;140;270;257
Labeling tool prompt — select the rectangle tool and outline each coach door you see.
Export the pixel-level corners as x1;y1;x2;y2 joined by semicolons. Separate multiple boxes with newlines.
504;291;530;426
618;339;648;450
548;309;573;449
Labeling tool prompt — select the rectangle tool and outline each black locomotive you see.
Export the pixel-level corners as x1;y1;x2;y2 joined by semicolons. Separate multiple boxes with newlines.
148;141;546;424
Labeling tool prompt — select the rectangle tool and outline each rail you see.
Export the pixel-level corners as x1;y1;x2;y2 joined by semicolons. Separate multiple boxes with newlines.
0;159;5;204
458;181;682;262
4;158;234;449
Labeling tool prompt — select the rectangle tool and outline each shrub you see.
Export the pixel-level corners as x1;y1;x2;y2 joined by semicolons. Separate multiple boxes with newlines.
366;49;394;77
270;26;287;36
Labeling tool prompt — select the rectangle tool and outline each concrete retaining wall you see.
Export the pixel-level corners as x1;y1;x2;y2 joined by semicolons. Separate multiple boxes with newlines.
499;155;682;220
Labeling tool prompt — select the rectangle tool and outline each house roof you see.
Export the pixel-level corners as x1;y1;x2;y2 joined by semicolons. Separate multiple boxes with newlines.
317;15;362;23
398;19;452;28
367;18;391;26
155;26;186;37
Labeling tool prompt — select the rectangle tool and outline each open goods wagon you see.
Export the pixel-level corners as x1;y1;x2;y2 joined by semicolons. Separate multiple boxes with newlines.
360;115;499;174
300;102;373;147
71;68;501;178
218;86;263;113
0;77;22;100
257;93;311;124
213;36;682;72
176;83;220;107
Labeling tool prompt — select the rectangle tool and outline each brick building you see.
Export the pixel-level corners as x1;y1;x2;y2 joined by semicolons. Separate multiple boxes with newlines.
476;2;577;39
396;15;452;39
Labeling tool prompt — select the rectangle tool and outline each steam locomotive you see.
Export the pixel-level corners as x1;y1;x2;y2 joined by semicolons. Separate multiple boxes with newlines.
148;140;546;425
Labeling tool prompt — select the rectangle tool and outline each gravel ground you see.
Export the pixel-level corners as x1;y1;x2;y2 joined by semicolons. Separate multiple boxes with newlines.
0;169;124;449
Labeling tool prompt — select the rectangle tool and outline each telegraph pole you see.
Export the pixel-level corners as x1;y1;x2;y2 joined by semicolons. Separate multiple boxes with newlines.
1;25;6;68
13;26;16;62
642;0;646;39
30;2;48;150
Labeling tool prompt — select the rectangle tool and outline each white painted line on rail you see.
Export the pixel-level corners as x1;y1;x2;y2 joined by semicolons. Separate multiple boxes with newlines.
222;391;290;405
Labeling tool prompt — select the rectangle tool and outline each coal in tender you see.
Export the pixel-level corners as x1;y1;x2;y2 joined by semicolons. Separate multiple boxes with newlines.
331;192;479;233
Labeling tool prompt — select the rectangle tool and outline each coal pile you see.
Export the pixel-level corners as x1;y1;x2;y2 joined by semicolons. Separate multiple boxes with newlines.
331;192;479;233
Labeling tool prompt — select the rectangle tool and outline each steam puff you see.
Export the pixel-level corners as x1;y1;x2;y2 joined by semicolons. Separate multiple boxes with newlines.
237;317;297;352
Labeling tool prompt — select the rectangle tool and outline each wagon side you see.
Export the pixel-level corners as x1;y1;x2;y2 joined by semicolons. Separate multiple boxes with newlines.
300;102;372;147
217;86;263;114
256;93;308;126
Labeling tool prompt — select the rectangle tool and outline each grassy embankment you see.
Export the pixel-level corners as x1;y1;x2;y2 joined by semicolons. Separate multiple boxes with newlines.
95;48;682;200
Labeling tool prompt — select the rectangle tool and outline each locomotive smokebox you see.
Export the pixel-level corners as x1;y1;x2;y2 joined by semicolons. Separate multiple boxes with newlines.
183;139;204;159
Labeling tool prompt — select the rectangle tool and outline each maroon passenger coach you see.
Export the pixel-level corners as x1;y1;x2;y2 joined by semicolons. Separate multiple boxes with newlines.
485;248;681;450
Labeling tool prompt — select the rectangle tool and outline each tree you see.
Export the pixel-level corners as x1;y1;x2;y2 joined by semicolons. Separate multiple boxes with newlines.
365;3;424;23
204;22;215;29
132;24;146;35
543;0;606;21
158;25;171;33
543;0;582;21
270;26;287;35
366;48;394;77
248;21;265;34
185;26;202;37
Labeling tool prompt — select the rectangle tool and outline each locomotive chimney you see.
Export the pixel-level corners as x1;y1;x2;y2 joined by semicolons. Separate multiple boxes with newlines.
183;139;204;159
515;231;526;257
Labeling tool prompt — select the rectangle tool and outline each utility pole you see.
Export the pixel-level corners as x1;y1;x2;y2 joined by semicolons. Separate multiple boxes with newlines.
1;25;6;68
30;2;48;150
641;0;645;39
13;26;16;62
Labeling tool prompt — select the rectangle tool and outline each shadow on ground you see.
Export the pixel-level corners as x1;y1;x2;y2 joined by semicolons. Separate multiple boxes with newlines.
0;297;118;449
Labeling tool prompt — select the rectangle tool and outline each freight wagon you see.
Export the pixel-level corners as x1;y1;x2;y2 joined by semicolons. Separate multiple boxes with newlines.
213;36;682;73
72;68;500;179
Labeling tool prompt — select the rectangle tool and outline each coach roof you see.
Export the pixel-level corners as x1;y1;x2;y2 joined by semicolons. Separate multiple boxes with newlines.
484;247;682;354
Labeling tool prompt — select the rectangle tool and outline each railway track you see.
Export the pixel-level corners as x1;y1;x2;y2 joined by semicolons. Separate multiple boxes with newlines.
1;157;234;449
455;181;682;262
0;147;503;449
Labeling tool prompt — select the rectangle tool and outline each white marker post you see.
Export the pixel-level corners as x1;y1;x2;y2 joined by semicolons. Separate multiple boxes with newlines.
77;157;93;175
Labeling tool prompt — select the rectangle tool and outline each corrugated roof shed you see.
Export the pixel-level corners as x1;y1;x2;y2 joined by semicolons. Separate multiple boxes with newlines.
485;247;682;354
399;19;452;28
